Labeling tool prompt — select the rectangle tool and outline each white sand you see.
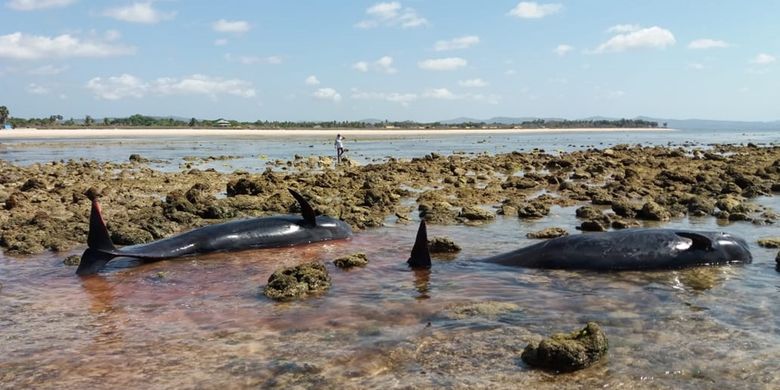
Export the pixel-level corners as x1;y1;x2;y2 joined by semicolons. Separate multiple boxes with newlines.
0;127;671;139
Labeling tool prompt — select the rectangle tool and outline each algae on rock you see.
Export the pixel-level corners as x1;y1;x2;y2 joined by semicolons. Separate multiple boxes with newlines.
263;262;331;301
521;322;608;372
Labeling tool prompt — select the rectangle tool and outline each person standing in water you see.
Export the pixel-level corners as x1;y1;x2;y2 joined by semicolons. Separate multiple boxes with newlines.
334;133;345;164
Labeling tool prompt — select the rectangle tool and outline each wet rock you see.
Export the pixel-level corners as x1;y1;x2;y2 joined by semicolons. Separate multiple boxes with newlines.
226;177;267;196
128;154;149;163
579;220;608;232
20;178;46;192
419;202;459;224
263;262;331;301
109;224;154;245
527;227;568;239
757;237;780;248
333;253;368;269
521;322;608;373
459;205;495;221
502;176;540;190
428;236;461;253
198;204;236;219
716;196;744;213
517;201;551;219
185;183;214;205
575;206;604;220
63;255;80;266
611;200;639;218
611;219;640;230
637;201;671;221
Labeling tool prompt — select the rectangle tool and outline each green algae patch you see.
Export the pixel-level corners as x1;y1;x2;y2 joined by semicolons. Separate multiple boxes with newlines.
263;262;331;301
333;253;368;269
521;322;608;373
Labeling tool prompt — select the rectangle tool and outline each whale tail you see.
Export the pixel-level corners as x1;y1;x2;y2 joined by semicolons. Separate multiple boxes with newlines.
76;198;119;276
407;221;431;269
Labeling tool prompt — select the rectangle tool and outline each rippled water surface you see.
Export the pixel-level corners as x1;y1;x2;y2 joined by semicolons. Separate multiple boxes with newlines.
1;130;780;389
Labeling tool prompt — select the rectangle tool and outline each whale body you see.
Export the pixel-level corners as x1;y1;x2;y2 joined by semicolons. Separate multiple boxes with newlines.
406;221;752;270
76;189;352;275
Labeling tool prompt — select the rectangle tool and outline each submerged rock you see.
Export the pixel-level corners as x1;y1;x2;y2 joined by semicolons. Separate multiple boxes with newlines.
757;237;780;248
526;227;568;239
428;236;461;253
521;322;608;372
263;262;331;301
333;253;369;269
442;301;519;320
63;255;80;266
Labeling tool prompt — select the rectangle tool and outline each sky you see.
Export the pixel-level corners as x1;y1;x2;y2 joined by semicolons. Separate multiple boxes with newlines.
0;1;778;122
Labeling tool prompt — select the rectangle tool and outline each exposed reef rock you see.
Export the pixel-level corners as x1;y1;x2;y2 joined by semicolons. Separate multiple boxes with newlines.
526;227;568;239
521;322;608;372
263;262;331;301
333;253;369;269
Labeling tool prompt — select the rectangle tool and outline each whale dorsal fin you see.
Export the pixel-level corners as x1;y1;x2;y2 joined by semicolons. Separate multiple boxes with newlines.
675;232;713;252
289;189;316;226
407;220;432;269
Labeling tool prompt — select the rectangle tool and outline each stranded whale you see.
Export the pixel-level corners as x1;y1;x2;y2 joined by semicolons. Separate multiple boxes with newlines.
76;189;352;275
406;221;752;270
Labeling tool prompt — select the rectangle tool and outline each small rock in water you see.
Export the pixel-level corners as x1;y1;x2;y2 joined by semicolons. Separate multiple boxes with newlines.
579;220;608;232
63;255;80;266
428;236;461;253
458;205;495;221
333;253;369;269
263;262;331;301
521;322;608;372
757;237;780;248
526;227;568;239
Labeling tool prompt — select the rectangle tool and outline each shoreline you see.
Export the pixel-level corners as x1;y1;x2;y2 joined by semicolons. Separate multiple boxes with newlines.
0;127;671;139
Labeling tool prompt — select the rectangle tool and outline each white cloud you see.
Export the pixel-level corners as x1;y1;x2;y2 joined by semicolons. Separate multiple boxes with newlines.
0;32;135;59
312;87;341;102
86;74;147;100
225;53;282;65
352;61;369;72
434;35;479;51
554;44;573;56
6;0;74;10
750;53;775;65
212;19;251;34
505;69;517;76
103;2;175;24
424;88;457;99
28;64;68;75
508;2;562;19
592;26;675;53
607;24;641;34
687;62;705;70
352;56;397;74
351;90;418;106
458;78;488;87
418;57;467;71
688;39;730;50
214;38;228;46
86;73;256;100
356;2;428;29
26;82;50;95
154;74;255;97
305;75;320;85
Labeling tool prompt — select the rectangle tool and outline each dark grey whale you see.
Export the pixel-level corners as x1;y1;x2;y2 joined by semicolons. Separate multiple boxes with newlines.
76;189;352;275
407;221;752;270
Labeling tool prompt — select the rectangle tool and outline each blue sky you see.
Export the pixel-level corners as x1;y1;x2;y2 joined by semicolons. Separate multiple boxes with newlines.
0;1;778;121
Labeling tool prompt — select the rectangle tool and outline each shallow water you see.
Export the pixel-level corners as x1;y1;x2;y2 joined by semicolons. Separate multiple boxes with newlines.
1;128;778;172
1;131;780;388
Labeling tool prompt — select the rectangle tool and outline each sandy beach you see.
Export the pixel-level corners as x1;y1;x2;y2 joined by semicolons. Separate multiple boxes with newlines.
0;127;671;139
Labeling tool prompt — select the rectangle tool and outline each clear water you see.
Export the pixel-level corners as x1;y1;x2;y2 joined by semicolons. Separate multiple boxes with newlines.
1;130;779;389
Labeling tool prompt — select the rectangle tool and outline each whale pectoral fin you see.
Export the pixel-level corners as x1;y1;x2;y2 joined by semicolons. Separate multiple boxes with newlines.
76;248;117;276
675;232;713;252
288;188;317;226
407;221;432;269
